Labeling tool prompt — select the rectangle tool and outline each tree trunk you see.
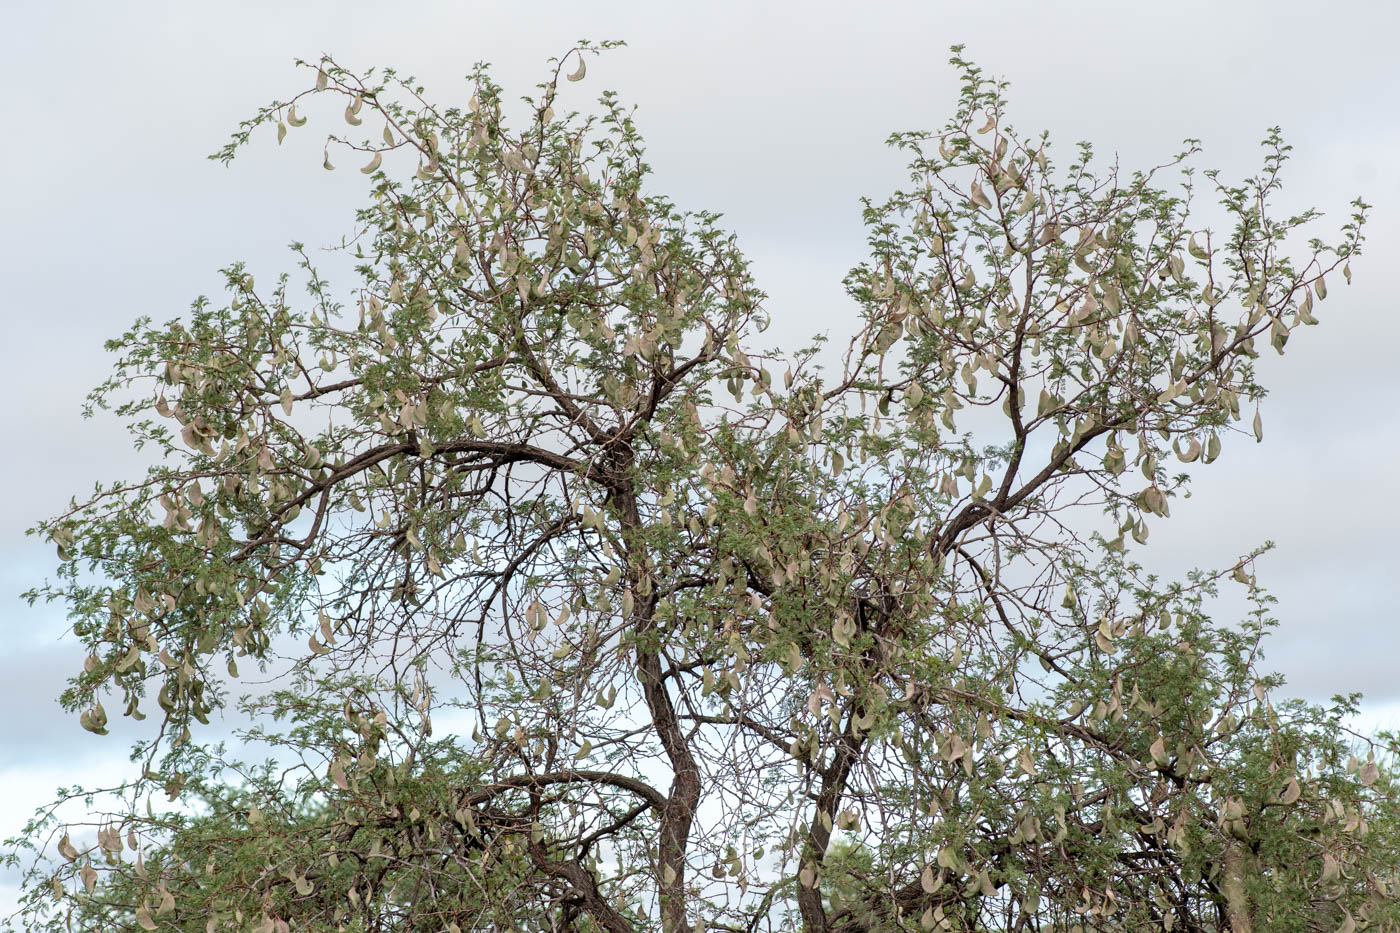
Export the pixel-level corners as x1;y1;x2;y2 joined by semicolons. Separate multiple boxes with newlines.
1221;842;1253;933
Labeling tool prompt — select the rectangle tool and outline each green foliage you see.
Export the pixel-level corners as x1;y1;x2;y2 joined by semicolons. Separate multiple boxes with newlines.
9;43;1398;933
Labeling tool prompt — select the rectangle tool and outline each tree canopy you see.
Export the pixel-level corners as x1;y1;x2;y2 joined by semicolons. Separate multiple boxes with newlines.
9;44;1399;933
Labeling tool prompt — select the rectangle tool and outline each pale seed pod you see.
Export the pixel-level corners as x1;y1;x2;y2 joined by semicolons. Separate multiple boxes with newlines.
969;180;992;210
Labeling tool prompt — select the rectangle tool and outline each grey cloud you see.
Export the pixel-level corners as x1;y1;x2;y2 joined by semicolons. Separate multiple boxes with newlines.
0;633;87;762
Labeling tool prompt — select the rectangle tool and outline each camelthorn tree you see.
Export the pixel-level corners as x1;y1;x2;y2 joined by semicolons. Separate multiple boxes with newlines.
10;44;1399;933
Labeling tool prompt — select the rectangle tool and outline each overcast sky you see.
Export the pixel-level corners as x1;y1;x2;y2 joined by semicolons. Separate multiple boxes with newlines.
3;0;1398;915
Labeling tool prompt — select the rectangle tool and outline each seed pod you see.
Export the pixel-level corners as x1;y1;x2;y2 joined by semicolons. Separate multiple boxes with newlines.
58;834;81;862
969;180;992;210
1175;436;1201;463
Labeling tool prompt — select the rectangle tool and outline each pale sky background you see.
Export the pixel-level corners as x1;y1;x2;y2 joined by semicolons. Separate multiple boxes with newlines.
2;0;1398;916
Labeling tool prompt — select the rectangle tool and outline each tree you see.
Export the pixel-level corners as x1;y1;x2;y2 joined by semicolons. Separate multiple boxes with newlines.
9;43;1399;933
